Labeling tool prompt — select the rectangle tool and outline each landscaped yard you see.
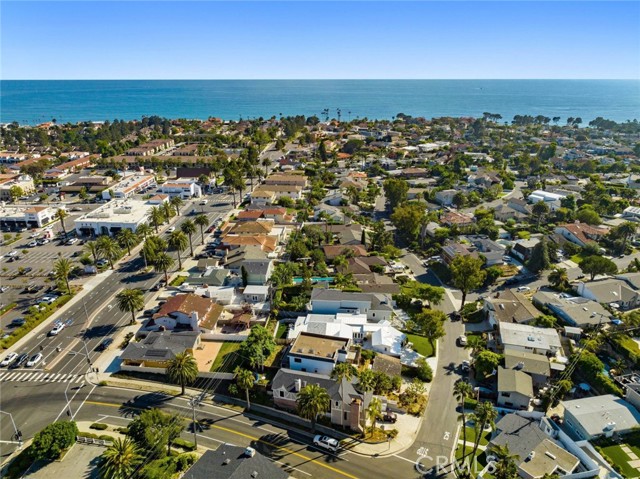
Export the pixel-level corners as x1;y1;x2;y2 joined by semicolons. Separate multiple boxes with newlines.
405;333;435;357
462;426;491;446
570;253;586;264
275;322;288;339
209;341;244;372
600;441;640;478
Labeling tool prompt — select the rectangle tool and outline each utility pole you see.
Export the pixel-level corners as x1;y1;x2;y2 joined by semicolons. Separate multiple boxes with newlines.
189;396;201;450
0;410;22;450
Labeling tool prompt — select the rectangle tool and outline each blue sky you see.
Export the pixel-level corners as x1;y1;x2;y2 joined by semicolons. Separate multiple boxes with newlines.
2;1;639;79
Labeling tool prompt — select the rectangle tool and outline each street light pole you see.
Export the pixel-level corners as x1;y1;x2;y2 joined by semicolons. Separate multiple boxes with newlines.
64;381;85;419
0;410;22;449
189;396;201;450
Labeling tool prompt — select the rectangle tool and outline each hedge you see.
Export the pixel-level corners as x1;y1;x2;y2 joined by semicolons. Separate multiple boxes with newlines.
173;438;196;451
90;423;109;430
0;294;73;349
0;302;17;316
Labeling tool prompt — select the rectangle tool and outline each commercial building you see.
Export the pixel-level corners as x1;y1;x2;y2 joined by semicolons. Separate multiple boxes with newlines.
0;204;59;228
74;198;154;237
101;174;155;200
562;395;640;440
157;179;202;199
0;174;35;201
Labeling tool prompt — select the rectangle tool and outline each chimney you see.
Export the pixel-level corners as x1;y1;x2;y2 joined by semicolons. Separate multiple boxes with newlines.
350;399;362;432
294;378;302;392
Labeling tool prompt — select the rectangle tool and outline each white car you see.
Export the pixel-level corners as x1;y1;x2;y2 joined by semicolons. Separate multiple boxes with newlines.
29;232;40;238
67;238;79;245
49;323;65;336
28;241;38;247
26;353;43;367
167;226;176;233
1;352;18;367
37;239;50;245
313;435;339;453
7;250;19;257
458;335;468;346
199;199;208;205
517;286;531;293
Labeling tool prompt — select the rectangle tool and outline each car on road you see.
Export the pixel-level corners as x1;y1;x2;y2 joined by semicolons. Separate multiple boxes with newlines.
7;250;19;257
313;435;339;453
502;256;512;262
516;286;531;293
457;335;468;347
0;286;9;293
71;207;83;212
382;411;397;423
37;239;50;245
67;238;79;245
28;241;38;247
167;226;176;232
96;338;114;351
199;199;208;205
49;322;65;336
26;353;43;367
10;353;28;369
1;352;18;367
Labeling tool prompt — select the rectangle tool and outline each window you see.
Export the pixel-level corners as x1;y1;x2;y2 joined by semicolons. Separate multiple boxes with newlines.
344;412;348;420
335;401;339;407
372;313;376;318
279;391;284;397
502;392;511;397
293;358;301;363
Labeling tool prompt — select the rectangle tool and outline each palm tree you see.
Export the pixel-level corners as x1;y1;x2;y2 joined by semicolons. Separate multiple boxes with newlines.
84;240;100;264
194;214;209;244
53;258;72;294
96;235;121;269
117;229;138;256
234;367;255;410
331;363;356;428
153;252;174;283
492;444;520;479
99;437;142;479
136;222;152;239
366;397;382;436
296;384;330;432
147;206;165;234
180;219;196;256
115;288;144;324
170;196;184;217
168;230;188;269
470;401;497;458
453;380;473;461
357;369;376;394
162;201;175;223
167;352;199;395
262;157;272;177
548;267;569;290
56;208;68;235
616;221;637;253
611;358;626;376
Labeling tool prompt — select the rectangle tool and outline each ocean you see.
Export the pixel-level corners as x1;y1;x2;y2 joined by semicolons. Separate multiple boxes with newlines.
1;80;638;125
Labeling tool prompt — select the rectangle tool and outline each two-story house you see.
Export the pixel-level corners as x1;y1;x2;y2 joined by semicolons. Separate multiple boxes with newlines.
285;332;351;375
310;288;394;322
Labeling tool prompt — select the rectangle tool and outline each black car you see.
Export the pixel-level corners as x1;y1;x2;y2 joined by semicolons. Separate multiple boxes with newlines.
383;411;397;423
10;318;26;327
10;353;28;369
96;338;114;351
23;267;33;274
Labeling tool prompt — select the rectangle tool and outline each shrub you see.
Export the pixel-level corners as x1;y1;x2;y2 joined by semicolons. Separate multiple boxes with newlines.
116;427;129;434
77;431;99;439
90;422;109;430
173;438;196;451
31;421;78;460
416;358;433;382
98;434;116;442
360;349;376;362
386;429;399;439
176;453;197;471
120;332;134;349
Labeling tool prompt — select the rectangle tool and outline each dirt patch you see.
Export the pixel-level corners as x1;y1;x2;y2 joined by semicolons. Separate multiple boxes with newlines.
193;341;223;371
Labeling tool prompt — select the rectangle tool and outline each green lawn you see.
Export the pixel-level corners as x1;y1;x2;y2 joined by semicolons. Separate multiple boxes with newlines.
405;333;435;357
601;442;640;478
275;322;288;339
210;342;244;372
570;253;585;264
463;426;491;446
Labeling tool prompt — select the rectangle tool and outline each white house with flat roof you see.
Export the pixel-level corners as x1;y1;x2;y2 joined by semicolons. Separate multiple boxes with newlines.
158;179;202;199
74;199;155;237
562;395;640;440
102;174;155;200
497;321;562;357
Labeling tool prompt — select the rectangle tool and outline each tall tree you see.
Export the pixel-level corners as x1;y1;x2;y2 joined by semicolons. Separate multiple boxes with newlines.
180;219;196;256
527;237;551;274
413;308;447;348
53;258;72;294
136;222;152;239
147;206;165;234
169;196;184;217
366;397;382;436
99;437;142;479
96;235;121;269
580;255;617;281
383;178;409;210
56;208;69;235
450;255;486;309
454;380;474;462
84;240;100;264
115;288;144;324
531;201;549;228
167;351;199;395
168;230;188;269
194;214;209;244
492;444;520;479
470;401;497;458
153;252;175;283
162;200;175;224
116;229;138;256
296;384;330;431
127;408;183;458
234;367;255;410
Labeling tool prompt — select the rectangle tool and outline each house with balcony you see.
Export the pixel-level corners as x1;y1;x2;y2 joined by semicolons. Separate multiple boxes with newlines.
285;332;351;375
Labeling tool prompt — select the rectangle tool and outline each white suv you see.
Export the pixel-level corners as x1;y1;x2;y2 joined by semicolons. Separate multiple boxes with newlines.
313;435;339;453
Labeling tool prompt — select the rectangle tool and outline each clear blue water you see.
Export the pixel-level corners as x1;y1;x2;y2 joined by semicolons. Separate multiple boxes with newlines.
292;277;334;284
1;80;638;125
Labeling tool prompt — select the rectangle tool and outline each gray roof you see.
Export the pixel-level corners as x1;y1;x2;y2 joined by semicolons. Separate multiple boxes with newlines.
532;290;610;327
224;246;267;267
121;331;199;362
504;350;550;377
272;368;364;403
311;288;393;311
490;414;550;460
562;395;640;437
497;367;533;397
183;446;288;479
581;278;639;304
240;259;273;276
188;268;229;286
615;272;640;289
487;289;542;324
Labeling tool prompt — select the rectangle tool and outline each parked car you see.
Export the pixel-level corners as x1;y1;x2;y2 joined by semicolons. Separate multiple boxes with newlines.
67;238;79;245
0;286;9;293
96;338;114;351
313;435;339;453
199;199;208;205
28;241;38;247
11;318;26;327
9;353;28;369
7;250;19;257
37;239;50;245
167;226;176;233
457;335;468;347
23;267;33;274
383;411;397;423
96;259;109;267
516;286;531;293
461;360;471;372
1;352;18;367
49;322;65;336
26;353;43;367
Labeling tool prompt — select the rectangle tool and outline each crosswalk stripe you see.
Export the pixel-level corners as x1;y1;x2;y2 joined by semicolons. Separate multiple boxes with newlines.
15;372;29;381
73;375;84;383
33;373;45;381
56;374;68;382
3;372;18;381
